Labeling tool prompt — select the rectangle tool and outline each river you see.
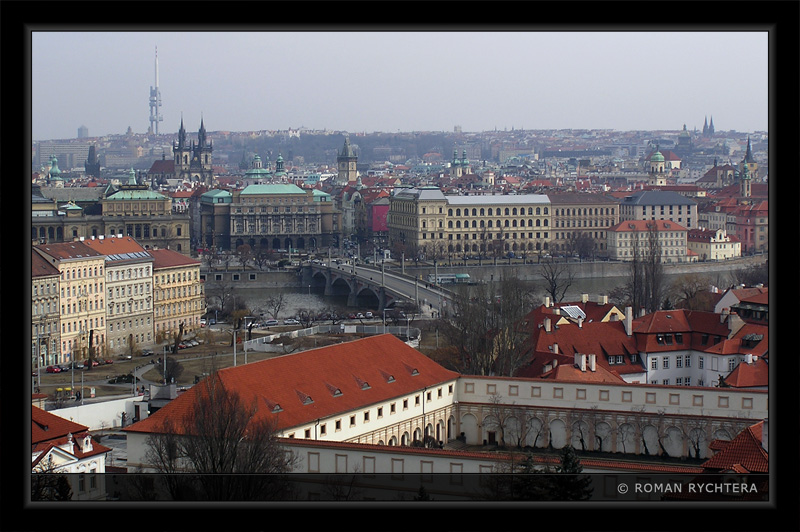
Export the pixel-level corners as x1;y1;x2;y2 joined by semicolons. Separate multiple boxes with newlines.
233;271;710;319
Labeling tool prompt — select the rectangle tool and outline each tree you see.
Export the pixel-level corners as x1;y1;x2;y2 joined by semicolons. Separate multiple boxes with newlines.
156;356;184;384
669;273;714;310
236;243;252;271
550;445;593;500
145;373;296;500
265;293;286;320
439;272;533;376
539;258;575;304
730;261;768;288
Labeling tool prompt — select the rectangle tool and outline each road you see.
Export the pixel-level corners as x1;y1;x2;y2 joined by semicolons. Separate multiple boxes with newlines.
328;262;454;317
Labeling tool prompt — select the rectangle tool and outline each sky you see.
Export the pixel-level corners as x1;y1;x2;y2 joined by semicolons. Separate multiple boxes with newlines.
31;30;769;141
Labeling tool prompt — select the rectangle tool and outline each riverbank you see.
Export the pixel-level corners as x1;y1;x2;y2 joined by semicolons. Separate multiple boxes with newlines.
200;254;766;288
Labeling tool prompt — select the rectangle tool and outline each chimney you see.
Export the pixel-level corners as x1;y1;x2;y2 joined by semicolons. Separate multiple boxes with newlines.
544;296;551;307
581;293;589;303
553;343;559;354
588;354;596;372
727;312;744;335
578;317;583;328
720;308;730;323
624;306;633;336
574;353;586;372
598;294;608;305
544;318;551;332
745;353;753;364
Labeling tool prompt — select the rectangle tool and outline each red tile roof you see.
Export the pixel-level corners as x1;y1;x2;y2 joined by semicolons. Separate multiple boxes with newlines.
31;249;61;277
702;421;767;473
126;334;460;435
34;240;104;261
149;248;200;268
81;235;149;256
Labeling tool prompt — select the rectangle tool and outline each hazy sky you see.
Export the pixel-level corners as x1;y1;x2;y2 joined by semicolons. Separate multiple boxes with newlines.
31;31;768;141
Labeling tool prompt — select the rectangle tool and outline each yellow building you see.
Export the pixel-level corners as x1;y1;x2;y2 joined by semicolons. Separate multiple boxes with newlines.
150;248;204;343
607;220;688;263
387;187;552;259
33;240;108;364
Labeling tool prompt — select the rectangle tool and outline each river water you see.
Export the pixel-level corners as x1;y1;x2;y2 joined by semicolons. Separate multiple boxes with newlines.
236;273;696;319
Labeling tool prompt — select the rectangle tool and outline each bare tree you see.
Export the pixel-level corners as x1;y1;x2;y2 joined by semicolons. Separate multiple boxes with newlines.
236;243;252;271
669;273;714;310
439;272;533;376
539;258;575;303
265;293;286;320
145;373;297;500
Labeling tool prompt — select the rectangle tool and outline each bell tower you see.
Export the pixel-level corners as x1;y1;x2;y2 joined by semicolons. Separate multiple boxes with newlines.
337;136;358;185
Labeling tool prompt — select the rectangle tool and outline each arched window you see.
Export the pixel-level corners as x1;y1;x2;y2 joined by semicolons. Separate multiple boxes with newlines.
505;208;510;216
512;208;517;215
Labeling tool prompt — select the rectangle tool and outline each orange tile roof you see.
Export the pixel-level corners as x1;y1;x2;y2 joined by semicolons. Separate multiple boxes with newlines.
149;248;200;269
34;240;104;261
702;421;767;473
126;334;460;435
81;235;148;256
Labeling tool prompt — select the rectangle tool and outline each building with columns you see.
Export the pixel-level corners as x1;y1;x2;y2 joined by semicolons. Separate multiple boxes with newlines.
124;333;767;476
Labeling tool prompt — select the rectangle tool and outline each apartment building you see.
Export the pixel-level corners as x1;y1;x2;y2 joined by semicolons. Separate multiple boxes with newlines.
548;192;620;257
82;235;155;356
618;190;698;229
607;219;688;263
33;241;107;364
32;250;62;369
150;248;204;341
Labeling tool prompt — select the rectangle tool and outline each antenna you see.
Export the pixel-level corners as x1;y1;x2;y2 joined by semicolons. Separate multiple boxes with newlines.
149;46;163;135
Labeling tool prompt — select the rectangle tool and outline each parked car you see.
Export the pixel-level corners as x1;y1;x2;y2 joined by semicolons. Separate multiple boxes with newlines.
283;318;300;325
365;312;373;319
75;363;85;370
46;366;61;373
356;313;365;319
58;365;71;372
105;359;114;364
141;349;154;357
264;319;279;326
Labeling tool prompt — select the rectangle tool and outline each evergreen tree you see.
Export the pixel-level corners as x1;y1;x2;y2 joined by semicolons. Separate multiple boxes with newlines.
551;445;593;500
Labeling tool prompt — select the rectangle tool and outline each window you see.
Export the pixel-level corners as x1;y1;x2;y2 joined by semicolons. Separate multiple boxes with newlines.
364;411;370;422
335;419;341;431
350;415;356;427
651;358;658;370
320;424;327;436
415;395;420;406
684;355;691;368
305;429;311;438
390;402;396;414
662;356;669;369
403;399;408;410
377;407;383;418
699;356;704;369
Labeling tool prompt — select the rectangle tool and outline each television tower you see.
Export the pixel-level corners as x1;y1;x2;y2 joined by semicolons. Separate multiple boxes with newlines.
149;46;163;135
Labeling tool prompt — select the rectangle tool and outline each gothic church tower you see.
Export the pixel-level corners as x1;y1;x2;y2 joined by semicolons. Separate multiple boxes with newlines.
337;136;358;185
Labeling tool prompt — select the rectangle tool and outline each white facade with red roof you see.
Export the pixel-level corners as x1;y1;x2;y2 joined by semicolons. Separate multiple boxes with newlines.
32;406;111;500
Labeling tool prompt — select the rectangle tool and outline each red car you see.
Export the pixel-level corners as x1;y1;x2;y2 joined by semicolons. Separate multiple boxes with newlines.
46;366;61;373
105;359;114;365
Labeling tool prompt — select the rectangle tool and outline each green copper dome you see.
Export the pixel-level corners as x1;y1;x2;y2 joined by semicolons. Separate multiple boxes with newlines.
651;150;665;162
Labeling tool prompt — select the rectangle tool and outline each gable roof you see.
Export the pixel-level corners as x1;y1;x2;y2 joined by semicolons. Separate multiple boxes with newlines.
149;248;200;269
702;421;768;473
126;334;460;435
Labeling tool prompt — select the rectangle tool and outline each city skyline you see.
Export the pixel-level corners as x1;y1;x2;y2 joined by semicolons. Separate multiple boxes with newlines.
32;30;768;142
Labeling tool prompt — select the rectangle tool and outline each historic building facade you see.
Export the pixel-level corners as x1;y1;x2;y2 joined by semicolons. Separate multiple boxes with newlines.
387;186;553;259
32;170;192;255
606;219;689;263
199;184;340;252
150;248;205;341
32;250;63;370
548;192;620;258
33;241;108;364
82;236;155;356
